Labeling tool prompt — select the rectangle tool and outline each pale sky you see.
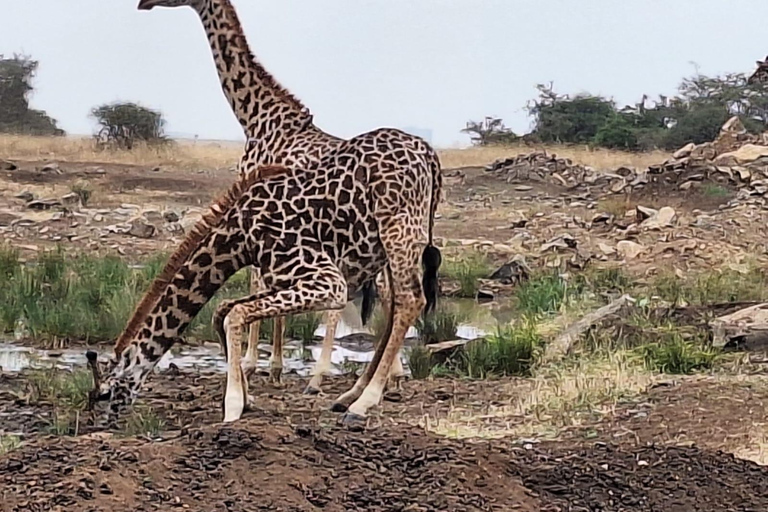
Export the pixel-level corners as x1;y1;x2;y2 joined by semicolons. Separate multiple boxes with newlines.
3;0;768;147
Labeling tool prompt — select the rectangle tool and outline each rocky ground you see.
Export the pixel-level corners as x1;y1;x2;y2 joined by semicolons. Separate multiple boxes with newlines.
5;122;768;510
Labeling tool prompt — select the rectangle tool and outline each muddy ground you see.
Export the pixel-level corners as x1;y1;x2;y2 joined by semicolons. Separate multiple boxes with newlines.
2;370;768;511
3;156;768;510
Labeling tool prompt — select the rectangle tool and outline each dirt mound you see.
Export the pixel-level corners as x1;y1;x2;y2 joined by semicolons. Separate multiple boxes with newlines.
1;419;537;512
509;442;768;511
3;413;768;512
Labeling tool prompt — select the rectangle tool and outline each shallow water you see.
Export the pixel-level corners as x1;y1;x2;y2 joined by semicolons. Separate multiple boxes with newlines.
0;298;512;375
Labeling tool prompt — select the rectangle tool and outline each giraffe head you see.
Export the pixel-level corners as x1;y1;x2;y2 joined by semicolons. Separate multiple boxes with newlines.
86;342;160;424
137;0;206;11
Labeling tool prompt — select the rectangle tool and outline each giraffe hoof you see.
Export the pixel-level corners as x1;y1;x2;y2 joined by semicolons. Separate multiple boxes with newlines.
268;368;283;386
330;401;349;413
340;412;366;431
243;395;257;412
303;385;321;396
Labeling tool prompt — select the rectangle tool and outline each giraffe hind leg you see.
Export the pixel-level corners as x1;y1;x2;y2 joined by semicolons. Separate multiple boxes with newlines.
304;309;342;395
242;268;263;377
269;316;286;385
332;215;427;420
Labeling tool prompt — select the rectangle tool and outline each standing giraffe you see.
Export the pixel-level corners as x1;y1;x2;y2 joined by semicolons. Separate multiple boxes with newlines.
136;0;404;391
89;127;442;425
748;55;768;85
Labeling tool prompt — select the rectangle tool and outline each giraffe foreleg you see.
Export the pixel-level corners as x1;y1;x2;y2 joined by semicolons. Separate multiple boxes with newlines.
217;257;347;422
304;309;342;395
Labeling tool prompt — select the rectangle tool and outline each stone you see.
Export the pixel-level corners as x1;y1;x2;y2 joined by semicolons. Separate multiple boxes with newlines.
39;162;61;174
27;199;62;210
598;243;616;256
672;143;696;160
617;240;645;259
61;192;79;205
640;206;677;230
128;218;157;239
0;160;18;171
488;256;530;285
163;210;181;223
14;190;34;202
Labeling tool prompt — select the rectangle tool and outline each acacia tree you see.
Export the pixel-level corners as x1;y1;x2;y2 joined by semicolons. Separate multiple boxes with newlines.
461;116;519;146
0;54;63;135
91;102;168;149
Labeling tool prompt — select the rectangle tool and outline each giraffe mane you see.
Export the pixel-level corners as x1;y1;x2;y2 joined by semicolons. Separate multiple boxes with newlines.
112;164;290;356
220;0;309;115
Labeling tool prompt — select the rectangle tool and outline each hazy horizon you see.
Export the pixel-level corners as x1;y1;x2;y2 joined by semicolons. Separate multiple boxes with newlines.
4;0;768;148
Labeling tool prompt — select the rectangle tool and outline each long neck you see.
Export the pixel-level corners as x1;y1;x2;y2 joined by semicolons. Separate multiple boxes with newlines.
197;0;312;142
116;226;250;384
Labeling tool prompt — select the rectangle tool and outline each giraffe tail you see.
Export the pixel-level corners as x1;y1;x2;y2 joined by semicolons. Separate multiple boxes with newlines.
360;279;377;327
422;147;443;317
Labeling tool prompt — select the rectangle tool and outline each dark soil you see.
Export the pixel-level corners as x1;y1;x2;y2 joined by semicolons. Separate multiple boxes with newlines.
3;417;767;512
3;369;768;511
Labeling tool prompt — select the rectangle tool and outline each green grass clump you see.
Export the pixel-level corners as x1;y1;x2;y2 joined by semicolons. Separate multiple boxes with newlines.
638;330;719;374
123;407;166;438
438;319;543;379
578;267;634;295
0;246;256;344
415;306;467;345
26;367;94;437
515;271;581;315
442;252;493;298
651;267;768;307
0;435;21;455
406;344;434;380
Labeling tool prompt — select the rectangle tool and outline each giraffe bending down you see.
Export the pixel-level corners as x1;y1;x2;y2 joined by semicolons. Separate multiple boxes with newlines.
90;127;442;425
137;0;403;390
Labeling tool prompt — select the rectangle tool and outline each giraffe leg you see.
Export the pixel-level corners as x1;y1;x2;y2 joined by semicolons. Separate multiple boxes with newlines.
243;267;262;376
222;309;249;423
241;319;261;378
269;316;285;385
332;218;426;420
304;309;342;395
217;258;347;422
376;270;405;390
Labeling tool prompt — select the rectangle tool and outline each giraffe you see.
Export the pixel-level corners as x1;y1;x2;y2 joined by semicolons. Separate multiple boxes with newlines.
748;55;768;85
89;127;442;426
136;0;404;391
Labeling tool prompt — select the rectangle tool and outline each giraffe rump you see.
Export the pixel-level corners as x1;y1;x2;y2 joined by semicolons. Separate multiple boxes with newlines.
112;165;290;356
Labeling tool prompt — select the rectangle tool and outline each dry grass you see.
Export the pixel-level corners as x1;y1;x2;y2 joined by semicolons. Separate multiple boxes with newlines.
438;144;670;171
733;427;768;466
0;134;241;170
1;135;669;173
422;351;656;440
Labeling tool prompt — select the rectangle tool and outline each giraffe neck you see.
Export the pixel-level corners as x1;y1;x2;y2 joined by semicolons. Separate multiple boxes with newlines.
197;0;312;144
112;225;251;390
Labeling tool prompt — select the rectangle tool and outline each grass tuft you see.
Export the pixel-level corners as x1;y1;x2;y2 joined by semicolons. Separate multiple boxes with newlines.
442;251;493;298
123;407;166;438
0;435;21;455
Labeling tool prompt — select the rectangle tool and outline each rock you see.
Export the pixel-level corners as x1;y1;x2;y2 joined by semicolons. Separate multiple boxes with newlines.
39;162;61;174
27;199;62;210
598;243;616;256
540;234;577;253
514;185;533;191
61;192;79;206
715;144;768;166
163;210;181;223
14;190;34;202
488;256;530;285
640;206;677;230
635;206;658;221
142;209;164;223
672;143;696;160
0;160;18;171
93;214;104;222
128;218;157;239
0;211;21;226
617;240;645;259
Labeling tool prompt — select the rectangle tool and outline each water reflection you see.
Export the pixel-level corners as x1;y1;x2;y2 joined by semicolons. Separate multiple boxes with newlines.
0;298;513;374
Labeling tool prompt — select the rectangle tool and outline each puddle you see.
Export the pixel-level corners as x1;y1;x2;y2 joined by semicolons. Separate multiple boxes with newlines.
0;299;512;374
